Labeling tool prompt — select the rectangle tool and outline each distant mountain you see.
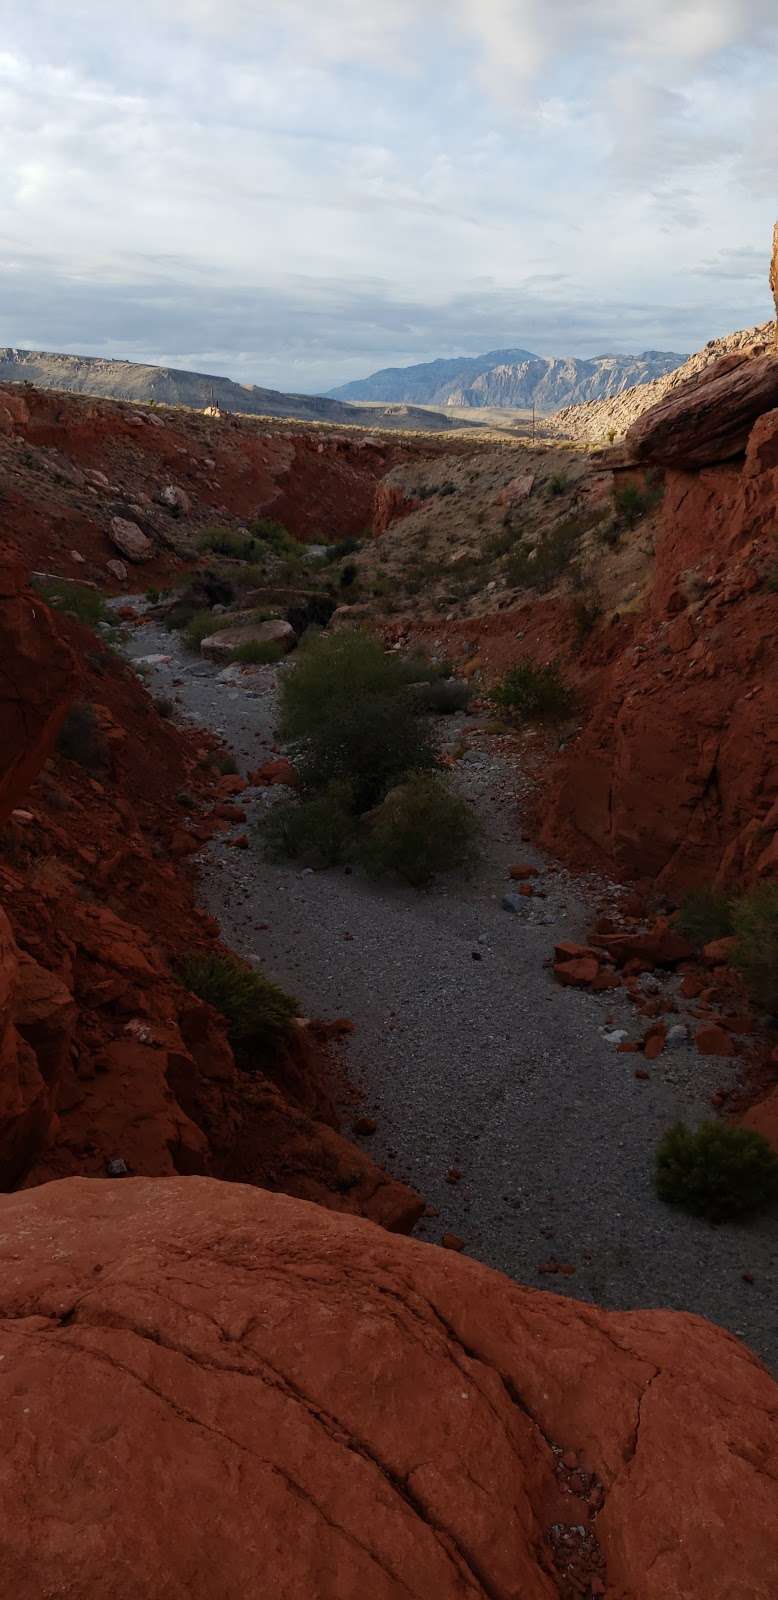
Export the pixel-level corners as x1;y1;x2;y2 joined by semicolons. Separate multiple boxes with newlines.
328;347;688;412
0;348;465;432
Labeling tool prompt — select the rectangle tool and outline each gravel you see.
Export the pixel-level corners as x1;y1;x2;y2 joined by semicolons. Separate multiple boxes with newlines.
123;610;778;1370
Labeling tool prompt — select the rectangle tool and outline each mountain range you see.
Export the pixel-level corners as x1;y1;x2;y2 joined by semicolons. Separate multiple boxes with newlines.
327;346;688;411
0;349;463;432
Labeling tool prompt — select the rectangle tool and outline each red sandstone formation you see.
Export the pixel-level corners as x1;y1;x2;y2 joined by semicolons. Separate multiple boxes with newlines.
1;1176;776;1600
622;350;778;466
0;566;420;1228
539;404;778;892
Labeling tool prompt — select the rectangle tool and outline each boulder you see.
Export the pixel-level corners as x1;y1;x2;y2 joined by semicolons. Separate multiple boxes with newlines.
591;923;693;967
106;558;128;582
200;618;294;661
0;1177;776;1599
109;516;154;563
155;484;191;515
623;351;778;467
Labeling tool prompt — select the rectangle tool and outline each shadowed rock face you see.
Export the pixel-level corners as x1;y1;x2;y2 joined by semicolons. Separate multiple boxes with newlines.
0;1176;776;1600
0;551;78;826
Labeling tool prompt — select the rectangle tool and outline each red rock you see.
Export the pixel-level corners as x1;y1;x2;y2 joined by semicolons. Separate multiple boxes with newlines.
538;1259;576;1276
250;757;299;787
5;1178;772;1599
554;957;599;987
696;1025;736;1057
681;973;703;999
623;351;778;468
228;834;249;849
442;1233;465;1251
218;774;247;795
518;882;534;898
510;864;539;880
703;937;737;966
212;803;247;822
617;1042;639;1053
554;941;601;963
591;969;622;991
591;924;693;967
353;1116;377;1136
446;1167;462;1184
0;555;78;825
741;1086;778;1153
635;1068;651;1080
643;1030;666;1061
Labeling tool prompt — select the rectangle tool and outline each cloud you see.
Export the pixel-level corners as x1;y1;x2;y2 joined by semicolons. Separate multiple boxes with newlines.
0;2;776;389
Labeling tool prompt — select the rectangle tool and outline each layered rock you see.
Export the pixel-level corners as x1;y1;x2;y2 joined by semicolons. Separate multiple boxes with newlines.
621;350;778;467
0;1176;776;1600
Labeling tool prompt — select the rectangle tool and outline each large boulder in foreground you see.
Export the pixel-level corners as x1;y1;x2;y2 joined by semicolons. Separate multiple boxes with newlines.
1;1177;775;1599
623;350;778;467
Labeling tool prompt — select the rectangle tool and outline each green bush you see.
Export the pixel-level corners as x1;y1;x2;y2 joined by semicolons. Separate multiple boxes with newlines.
677;888;734;949
506;518;584;592
300;694;436;811
229;639;284;665
548;473;569;496
197;526;260;561
491;661;576;722
33;577;104;627
614;481;662;528
260;783;356;867
56;701;108;770
359;772;479;887
323;537;362;563
175;952;298;1064
182;609;228;651
656;1120;778;1221
572;592;602;642
280;630;411;740
409;678;471;714
249;517;300;560
733;885;778;1015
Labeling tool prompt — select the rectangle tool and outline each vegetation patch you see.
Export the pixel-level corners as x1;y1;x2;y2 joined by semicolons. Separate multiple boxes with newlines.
56;701;108;770
733;885;778;1016
677;889;734;949
656;1120;778;1221
491;661;576;723
613;478;663;528
506;517;585;592
359;772;479;887
175;952;298;1065
261;783;356;868
33;577;105;627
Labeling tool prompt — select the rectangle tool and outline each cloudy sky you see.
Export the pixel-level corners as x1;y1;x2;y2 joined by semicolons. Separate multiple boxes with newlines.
1;1;776;392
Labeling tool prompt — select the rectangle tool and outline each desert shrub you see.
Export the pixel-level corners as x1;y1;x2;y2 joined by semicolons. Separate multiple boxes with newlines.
359;772;479;887
677;888;734;949
33;577;104;627
732;885;778;1015
323;537;362;563
145;587;161;604
572;592;602;642
215;752;238;775
765;565;778;593
506;518;584;592
409;677;471;715
280;630;410;740
183;609;227;651
153;694;174;718
300;694;436;811
229;639;284;665
248;517;299;559
614;480;662;528
548;473;569;496
197;526;260;561
656;1121;778;1221
491;661;576;722
340;562;359;589
175;952;297;1063
286;595;337;634
56;701;107;770
260;782;356;867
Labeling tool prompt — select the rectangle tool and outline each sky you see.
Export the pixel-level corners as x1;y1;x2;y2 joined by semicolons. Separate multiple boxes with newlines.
0;0;776;393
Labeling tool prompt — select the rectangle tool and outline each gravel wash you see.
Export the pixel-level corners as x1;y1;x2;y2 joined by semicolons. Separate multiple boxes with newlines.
125;614;778;1370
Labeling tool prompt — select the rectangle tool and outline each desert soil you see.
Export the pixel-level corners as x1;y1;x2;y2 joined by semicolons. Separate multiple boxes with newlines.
124;613;778;1369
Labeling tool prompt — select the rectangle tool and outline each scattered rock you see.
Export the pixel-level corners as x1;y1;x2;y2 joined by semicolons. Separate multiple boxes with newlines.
109;515;154;563
106;558;129;581
554;957;599;987
353;1117;377;1137
696;1025;735;1057
442;1233;465;1252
